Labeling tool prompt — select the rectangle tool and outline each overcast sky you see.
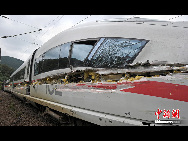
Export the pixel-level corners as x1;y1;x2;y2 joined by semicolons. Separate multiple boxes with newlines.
0;15;188;61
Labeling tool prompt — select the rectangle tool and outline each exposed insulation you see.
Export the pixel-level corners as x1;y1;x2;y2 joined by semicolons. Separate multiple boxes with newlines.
31;65;188;86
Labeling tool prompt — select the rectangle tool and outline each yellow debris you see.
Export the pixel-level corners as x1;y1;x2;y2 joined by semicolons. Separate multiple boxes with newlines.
62;79;67;83
90;72;96;80
173;70;181;73
32;81;38;86
64;81;69;85
92;80;98;83
127;75;144;81
84;71;99;82
135;75;144;80
128;77;135;81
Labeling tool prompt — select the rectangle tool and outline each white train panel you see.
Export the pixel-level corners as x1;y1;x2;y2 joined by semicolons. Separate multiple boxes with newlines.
5;17;188;125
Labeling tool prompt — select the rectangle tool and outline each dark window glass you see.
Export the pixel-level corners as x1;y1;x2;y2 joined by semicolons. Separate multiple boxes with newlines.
39;54;44;73
34;55;42;76
42;46;60;73
34;43;71;75
26;60;30;78
70;40;97;67
14;67;26;81
59;43;71;69
88;38;148;68
10;77;13;82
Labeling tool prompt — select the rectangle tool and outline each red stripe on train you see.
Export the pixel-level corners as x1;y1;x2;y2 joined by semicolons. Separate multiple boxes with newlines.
120;81;188;102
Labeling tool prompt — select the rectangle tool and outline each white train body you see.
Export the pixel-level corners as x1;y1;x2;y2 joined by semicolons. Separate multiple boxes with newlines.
4;17;188;126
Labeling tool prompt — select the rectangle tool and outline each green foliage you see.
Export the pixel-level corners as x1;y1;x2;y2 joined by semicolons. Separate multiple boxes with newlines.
0;56;23;89
1;56;23;70
0;63;14;82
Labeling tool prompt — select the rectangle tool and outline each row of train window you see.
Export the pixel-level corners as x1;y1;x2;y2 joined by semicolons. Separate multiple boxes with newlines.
34;38;148;76
10;60;30;82
13;67;26;81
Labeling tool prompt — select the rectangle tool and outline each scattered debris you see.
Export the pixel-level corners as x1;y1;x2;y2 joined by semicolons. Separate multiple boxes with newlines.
29;64;188;87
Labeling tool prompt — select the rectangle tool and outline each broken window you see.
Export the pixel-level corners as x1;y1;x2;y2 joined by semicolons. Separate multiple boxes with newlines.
87;38;148;68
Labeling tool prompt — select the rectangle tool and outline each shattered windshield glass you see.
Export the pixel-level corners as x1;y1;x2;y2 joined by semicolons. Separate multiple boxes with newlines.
86;38;148;68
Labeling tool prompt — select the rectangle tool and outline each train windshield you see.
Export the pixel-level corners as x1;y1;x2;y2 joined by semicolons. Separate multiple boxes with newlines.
85;38;148;68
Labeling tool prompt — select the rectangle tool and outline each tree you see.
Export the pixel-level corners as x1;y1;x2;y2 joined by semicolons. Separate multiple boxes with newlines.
0;64;14;82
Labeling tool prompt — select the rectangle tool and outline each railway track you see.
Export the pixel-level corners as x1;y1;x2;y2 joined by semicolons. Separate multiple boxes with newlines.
0;90;95;126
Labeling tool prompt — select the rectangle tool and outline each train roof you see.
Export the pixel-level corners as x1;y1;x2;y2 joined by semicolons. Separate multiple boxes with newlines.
11;17;188;78
34;17;188;65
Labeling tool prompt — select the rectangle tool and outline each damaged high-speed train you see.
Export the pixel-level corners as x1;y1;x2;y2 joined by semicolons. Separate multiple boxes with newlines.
4;17;188;126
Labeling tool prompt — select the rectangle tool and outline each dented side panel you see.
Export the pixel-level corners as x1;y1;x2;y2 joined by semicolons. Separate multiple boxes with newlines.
29;73;188;125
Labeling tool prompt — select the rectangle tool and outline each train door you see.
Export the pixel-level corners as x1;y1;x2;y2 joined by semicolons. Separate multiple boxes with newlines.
28;49;38;95
26;59;30;95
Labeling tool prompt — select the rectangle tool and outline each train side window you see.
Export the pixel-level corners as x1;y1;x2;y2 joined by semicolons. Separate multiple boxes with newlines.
34;59;39;76
14;67;26;81
20;67;25;79
59;42;71;69
34;55;42;75
89;38;148;68
42;46;60;73
70;40;97;67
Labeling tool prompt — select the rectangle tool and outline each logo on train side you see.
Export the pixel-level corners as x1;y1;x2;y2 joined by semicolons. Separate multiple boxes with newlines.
46;85;62;96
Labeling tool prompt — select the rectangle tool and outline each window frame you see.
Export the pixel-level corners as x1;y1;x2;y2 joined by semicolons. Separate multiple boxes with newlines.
34;42;72;76
33;37;149;76
70;39;99;67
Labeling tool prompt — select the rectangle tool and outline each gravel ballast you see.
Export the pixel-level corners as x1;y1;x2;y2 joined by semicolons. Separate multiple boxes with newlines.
0;90;60;126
